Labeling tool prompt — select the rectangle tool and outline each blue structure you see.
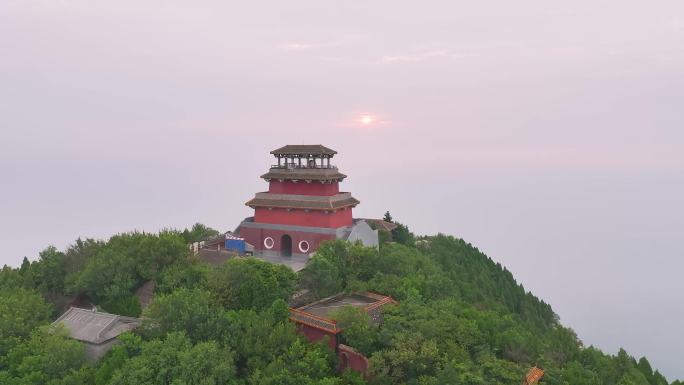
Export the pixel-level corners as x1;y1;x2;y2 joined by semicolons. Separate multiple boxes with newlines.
225;234;246;254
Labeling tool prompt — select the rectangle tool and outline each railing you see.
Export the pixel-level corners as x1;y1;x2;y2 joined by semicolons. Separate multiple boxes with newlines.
270;163;337;170
365;297;397;312
289;308;339;333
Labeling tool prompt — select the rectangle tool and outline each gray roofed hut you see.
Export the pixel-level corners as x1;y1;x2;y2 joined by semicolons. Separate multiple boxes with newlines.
52;307;142;362
362;218;398;232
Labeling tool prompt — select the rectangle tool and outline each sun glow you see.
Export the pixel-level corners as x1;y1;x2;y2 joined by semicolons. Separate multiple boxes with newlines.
360;115;375;125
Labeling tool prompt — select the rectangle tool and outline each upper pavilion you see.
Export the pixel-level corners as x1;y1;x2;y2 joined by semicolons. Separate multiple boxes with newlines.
260;145;348;184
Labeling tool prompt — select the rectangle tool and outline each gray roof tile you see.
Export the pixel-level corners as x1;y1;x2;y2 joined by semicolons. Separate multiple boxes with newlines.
52;307;141;344
271;145;337;156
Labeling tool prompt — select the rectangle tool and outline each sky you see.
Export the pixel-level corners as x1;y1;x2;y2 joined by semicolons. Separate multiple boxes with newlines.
1;0;683;380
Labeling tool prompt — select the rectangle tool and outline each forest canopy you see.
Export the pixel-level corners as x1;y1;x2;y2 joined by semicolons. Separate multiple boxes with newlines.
0;221;678;385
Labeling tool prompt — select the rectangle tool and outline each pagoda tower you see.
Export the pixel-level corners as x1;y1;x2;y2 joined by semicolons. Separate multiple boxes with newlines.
237;145;377;266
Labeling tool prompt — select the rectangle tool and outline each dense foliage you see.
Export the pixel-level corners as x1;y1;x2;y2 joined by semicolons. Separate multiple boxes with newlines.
0;221;679;385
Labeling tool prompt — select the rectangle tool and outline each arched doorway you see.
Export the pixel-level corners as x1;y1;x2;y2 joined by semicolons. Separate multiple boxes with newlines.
281;234;292;257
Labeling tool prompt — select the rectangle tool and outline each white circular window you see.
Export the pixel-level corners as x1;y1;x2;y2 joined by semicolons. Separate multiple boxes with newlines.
263;237;274;249
298;240;310;253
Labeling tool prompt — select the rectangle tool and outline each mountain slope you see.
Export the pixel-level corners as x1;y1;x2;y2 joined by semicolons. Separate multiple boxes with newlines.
0;224;678;385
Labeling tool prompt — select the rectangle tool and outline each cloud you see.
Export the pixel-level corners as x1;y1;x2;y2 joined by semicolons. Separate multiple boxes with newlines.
381;54;422;63
278;35;365;54
279;43;315;51
422;49;451;57
381;49;480;63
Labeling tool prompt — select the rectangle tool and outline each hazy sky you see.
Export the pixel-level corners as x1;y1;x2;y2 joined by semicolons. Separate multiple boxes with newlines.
1;0;683;380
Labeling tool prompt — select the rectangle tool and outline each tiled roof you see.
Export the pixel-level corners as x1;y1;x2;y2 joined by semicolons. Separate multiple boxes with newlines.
271;145;337;156
198;249;237;266
261;168;347;182
246;192;359;210
362;219;398;232
524;367;545;385
52;307;141;344
247;197;359;210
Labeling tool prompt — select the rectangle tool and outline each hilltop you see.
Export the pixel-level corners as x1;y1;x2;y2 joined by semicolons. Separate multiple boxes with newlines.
0;221;679;385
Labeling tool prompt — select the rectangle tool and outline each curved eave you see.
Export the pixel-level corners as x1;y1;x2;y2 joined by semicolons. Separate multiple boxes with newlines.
271;145;337;156
245;197;360;211
260;172;347;182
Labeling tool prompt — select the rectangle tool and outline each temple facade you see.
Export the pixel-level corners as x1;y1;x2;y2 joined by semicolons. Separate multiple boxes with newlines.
236;145;378;270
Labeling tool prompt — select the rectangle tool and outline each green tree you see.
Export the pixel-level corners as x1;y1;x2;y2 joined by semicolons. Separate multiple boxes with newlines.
68;248;139;312
100;295;141;318
156;261;209;294
637;357;654;384
651;370;668;385
246;339;336;385
391;223;415;247
142;287;223;342
181;223;221;244
368;333;441;385
32;246;67;293
377;229;392;245
206;258;297;311
68;231;187;315
91;333;142;385
561;361;601;385
329;306;377;356
0;287;52;359
62;238;104;277
218;308;305;377
2;325;85;385
0;265;26;290
300;240;378;296
299;257;343;298
108;332;236;385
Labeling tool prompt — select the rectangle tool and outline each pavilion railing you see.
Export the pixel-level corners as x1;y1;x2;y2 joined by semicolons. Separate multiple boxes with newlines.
288;308;339;333
270;164;337;170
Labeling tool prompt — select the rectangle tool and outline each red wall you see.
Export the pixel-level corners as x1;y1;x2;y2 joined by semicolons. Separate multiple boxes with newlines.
269;181;339;196
255;208;352;228
297;324;338;350
295;327;370;376
239;226;337;253
338;344;370;375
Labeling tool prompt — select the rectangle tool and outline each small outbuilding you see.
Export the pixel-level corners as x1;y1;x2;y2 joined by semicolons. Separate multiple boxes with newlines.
52;307;142;362
191;232;254;266
289;292;397;376
361;218;398;233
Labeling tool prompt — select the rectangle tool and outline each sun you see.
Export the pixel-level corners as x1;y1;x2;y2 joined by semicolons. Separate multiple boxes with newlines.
360;115;375;125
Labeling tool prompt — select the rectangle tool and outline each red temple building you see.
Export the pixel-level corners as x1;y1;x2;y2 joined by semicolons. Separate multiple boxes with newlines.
289;292;397;375
236;145;378;270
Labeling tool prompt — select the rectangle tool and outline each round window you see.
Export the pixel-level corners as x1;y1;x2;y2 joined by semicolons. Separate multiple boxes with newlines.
298;240;310;253
263;237;274;249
